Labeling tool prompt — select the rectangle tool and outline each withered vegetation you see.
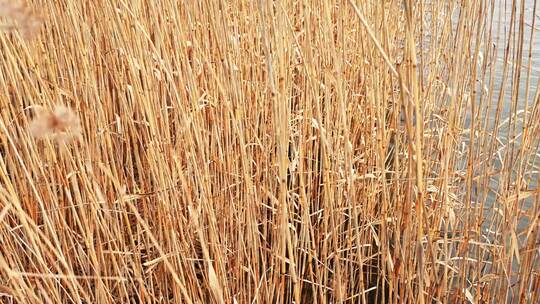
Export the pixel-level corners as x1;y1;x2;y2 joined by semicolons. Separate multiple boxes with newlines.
0;1;538;303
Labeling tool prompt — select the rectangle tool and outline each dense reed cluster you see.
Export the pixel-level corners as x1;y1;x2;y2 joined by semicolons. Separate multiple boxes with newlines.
0;0;538;303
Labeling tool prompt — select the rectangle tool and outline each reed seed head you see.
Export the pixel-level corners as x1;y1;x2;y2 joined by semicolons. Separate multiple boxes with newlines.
29;105;82;143
0;0;42;37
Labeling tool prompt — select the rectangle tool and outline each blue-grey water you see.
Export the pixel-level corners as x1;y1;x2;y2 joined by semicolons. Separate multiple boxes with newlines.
440;1;539;301
446;1;539;223
492;0;540;116
485;0;538;224
469;1;539;302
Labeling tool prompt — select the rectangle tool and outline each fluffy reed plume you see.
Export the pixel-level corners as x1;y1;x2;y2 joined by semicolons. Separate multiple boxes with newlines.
0;0;538;303
0;0;41;37
29;105;81;142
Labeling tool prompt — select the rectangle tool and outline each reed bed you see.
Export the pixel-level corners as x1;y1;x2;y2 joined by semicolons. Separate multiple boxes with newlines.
0;0;538;303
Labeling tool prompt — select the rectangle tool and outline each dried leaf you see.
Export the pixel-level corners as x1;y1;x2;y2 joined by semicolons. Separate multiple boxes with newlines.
208;264;224;304
479;274;499;283
505;190;537;204
463;288;474;303
510;230;521;265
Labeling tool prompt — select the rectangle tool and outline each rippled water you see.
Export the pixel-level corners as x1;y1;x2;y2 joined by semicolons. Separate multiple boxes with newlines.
488;1;539;192
478;1;539;291
491;0;540;118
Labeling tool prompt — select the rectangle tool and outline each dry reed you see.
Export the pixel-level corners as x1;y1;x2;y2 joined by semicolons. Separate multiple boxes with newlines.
0;0;538;303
